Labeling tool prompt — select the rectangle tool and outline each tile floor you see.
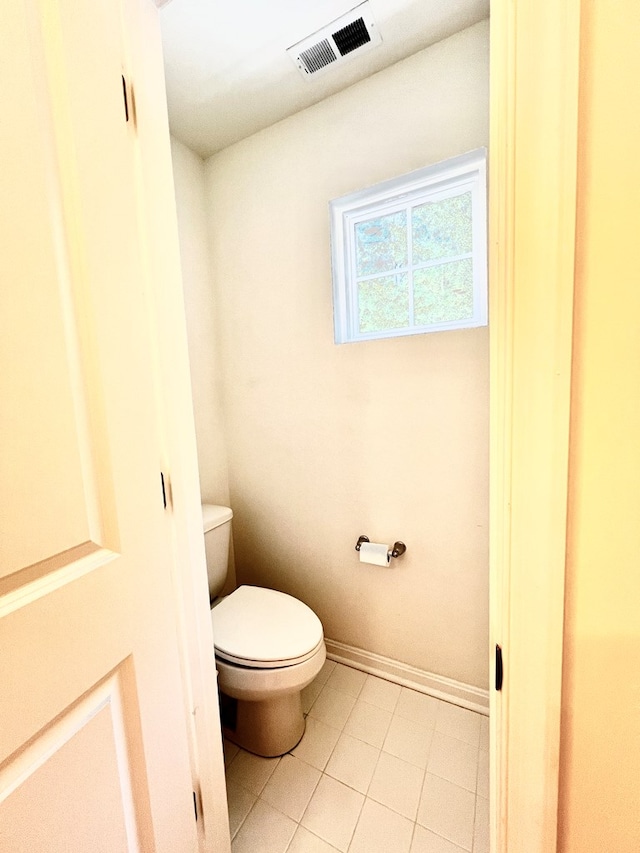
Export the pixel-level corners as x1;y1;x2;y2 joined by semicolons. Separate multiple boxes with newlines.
224;660;489;853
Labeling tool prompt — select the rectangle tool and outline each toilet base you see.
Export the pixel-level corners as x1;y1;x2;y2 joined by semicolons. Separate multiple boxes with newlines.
221;690;306;757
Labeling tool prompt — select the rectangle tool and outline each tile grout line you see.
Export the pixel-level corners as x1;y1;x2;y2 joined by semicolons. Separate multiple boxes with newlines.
414;747;432;835
230;794;258;844
407;816;420;853
288;753;324;826
471;791;479;853
344;786;367;853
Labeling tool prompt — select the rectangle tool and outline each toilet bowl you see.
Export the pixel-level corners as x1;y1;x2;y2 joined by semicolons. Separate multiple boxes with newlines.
213;585;326;755
202;505;326;756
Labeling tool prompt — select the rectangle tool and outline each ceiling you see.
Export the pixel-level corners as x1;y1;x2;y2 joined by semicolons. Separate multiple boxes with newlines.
159;0;489;159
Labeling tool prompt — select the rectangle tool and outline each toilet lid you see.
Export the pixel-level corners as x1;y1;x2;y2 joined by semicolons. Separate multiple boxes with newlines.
211;585;324;668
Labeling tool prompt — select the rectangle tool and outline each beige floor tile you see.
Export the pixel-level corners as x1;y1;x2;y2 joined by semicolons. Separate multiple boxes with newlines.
302;679;325;713
326;663;367;697
473;796;489;853
435;703;481;748
359;675;402;712
301;775;365;852
226;748;281;796
427;731;479;793
368;751;425;820
394;689;440;729
231;799;296;853
343;699;393;748
417;774;475;851
223;737;240;767
288;825;341;852
308;687;358;730
225;780;256;838
325;732;380;794
292;716;341;770
315;659;337;687
383;714;433;769
410;825;467;853
476;750;489;799
479;716;489;752
261;754;321;821
348;798;414;853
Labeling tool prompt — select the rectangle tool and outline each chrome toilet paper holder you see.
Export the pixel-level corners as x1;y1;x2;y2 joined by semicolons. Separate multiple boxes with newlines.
355;535;407;558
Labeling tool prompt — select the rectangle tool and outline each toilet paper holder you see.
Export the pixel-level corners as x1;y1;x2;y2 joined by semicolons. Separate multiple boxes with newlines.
355;535;407;559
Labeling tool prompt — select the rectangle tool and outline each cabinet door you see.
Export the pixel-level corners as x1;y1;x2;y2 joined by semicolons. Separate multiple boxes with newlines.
0;1;197;850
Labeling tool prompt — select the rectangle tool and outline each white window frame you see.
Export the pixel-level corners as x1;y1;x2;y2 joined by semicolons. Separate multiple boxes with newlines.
330;148;487;343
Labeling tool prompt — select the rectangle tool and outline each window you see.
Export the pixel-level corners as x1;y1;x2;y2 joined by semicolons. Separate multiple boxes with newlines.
330;149;487;343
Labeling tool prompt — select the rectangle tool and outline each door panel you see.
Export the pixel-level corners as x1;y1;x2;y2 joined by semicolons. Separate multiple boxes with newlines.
0;0;93;577
0;1;197;850
0;666;151;853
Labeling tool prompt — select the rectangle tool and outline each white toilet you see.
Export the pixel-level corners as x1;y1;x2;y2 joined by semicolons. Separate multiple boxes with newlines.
203;504;326;757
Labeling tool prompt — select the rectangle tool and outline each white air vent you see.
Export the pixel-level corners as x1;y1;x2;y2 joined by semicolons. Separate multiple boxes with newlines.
286;2;382;79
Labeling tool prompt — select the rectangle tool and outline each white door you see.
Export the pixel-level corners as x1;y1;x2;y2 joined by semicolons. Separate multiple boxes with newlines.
0;1;198;850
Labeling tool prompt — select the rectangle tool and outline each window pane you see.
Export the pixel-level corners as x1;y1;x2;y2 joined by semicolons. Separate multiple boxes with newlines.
414;258;473;325
412;192;472;263
358;273;409;333
355;211;407;276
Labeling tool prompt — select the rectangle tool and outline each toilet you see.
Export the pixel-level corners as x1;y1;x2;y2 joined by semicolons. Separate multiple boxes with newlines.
202;504;326;757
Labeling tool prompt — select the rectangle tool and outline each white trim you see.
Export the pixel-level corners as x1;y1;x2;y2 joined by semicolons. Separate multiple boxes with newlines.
123;4;230;851
325;638;489;715
0;545;116;620
330;149;487;344
489;0;580;850
332;148;486;210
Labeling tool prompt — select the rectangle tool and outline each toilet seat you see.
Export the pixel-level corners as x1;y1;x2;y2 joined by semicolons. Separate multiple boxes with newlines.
211;585;324;669
215;638;325;669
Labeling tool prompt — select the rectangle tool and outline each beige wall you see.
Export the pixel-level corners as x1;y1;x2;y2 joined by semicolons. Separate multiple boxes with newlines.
558;0;640;849
170;137;230;507
203;21;489;689
170;137;235;591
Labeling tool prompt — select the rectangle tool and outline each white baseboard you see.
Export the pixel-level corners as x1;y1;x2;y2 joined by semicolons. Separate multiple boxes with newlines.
325;638;489;716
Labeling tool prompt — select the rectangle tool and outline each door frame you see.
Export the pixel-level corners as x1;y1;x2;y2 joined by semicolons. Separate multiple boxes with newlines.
149;0;584;850
489;0;581;850
126;2;230;851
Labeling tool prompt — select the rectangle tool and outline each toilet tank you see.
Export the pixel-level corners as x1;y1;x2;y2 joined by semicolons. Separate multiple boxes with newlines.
202;504;233;600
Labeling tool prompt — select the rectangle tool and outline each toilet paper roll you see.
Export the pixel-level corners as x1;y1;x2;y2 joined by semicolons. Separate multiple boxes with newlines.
359;541;391;567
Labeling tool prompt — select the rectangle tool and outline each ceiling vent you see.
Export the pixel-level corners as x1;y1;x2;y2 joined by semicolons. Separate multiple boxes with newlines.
286;2;382;80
